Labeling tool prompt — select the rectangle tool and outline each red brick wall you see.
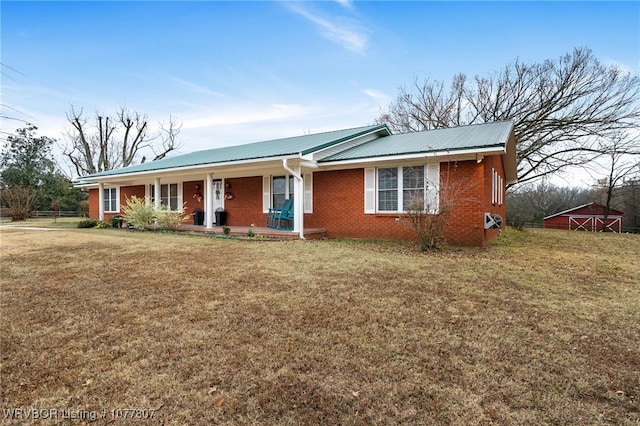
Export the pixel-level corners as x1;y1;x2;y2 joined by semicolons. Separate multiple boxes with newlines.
307;158;505;246
440;161;486;246
305;169;415;240
183;180;205;215
223;177;264;226
88;188;98;219
481;155;507;245
88;156;508;246
88;185;145;221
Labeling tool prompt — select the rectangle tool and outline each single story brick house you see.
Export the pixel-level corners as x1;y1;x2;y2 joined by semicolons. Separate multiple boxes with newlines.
77;121;517;246
543;202;624;232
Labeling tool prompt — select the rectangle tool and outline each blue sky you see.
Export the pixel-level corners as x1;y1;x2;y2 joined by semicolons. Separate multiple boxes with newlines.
2;1;639;162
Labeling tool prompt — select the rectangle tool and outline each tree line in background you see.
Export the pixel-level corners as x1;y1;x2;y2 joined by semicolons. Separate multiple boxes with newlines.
507;178;640;233
1;47;639;232
0;126;86;220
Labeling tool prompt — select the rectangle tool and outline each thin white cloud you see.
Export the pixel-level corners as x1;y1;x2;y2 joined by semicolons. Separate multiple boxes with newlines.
334;0;353;9
363;88;391;106
166;75;230;99
182;103;316;130
286;3;369;54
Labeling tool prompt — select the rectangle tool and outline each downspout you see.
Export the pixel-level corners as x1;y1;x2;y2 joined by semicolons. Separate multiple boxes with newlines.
282;158;304;239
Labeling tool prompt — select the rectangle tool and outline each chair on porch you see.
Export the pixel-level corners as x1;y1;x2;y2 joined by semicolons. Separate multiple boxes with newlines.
275;207;294;230
266;198;293;228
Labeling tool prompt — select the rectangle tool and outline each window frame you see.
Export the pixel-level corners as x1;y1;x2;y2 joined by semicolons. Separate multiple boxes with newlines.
365;164;439;214
271;175;295;210
263;173;313;214
376;166;426;213
148;183;182;211
103;186;120;213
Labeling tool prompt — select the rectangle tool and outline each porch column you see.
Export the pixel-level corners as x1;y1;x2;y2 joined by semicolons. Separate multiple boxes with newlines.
293;167;304;238
283;159;304;238
98;183;105;221
154;177;161;209
205;173;214;229
154;178;161;226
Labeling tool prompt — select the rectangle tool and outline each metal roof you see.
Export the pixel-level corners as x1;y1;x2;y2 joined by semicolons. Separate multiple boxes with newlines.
78;121;517;184
543;202;624;220
319;121;515;162
81;124;388;179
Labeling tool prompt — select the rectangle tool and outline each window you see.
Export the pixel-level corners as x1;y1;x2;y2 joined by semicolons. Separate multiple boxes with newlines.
403;166;425;211
149;183;180;210
377;166;425;212
492;169;503;206
104;187;119;212
272;175;294;209
263;174;313;214
377;168;398;211
365;164;439;214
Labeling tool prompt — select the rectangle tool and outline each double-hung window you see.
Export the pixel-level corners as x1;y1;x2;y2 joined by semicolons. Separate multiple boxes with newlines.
272;175;294;209
402;166;425;211
149;183;180;210
262;173;313;213
365;164;439;214
104;187;119;212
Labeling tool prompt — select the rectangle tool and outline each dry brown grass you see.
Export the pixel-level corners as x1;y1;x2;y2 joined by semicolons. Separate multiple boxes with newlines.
1;227;639;425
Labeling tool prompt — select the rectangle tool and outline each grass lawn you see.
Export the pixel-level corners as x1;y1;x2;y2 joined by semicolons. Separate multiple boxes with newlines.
0;217;85;229
1;227;638;425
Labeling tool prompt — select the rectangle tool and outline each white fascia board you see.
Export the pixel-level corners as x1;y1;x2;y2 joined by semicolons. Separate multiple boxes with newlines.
318;147;506;168
73;155;301;185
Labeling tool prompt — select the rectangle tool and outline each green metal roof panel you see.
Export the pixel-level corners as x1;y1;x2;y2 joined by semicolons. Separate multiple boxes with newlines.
319;121;515;162
83;124;387;179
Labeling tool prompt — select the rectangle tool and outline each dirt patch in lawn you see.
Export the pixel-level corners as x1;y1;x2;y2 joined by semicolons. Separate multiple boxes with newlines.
1;228;639;425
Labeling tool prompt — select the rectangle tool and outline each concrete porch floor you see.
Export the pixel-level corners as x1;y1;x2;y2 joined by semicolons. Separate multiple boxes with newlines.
178;224;327;240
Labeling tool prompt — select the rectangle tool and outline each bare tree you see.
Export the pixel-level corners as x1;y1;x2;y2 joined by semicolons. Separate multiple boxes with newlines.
1;186;38;221
63;107;182;176
591;132;640;231
377;48;640;185
506;180;594;228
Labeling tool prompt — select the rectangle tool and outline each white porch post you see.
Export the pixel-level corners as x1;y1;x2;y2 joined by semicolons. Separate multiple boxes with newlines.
282;159;304;239
154;177;161;209
98;183;105;221
294;166;304;238
205;173;214;229
154;177;161;226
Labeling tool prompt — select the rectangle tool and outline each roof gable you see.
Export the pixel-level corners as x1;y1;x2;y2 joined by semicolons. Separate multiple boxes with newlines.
544;203;624;220
320;121;514;161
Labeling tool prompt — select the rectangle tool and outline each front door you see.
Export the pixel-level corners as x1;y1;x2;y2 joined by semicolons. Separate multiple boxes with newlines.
212;180;224;224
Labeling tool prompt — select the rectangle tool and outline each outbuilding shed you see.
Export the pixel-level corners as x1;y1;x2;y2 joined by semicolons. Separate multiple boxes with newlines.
543;202;624;232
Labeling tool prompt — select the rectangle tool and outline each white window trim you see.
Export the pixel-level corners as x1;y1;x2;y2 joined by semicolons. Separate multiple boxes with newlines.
364;164;439;214
262;174;313;213
104;186;120;213
147;182;183;211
